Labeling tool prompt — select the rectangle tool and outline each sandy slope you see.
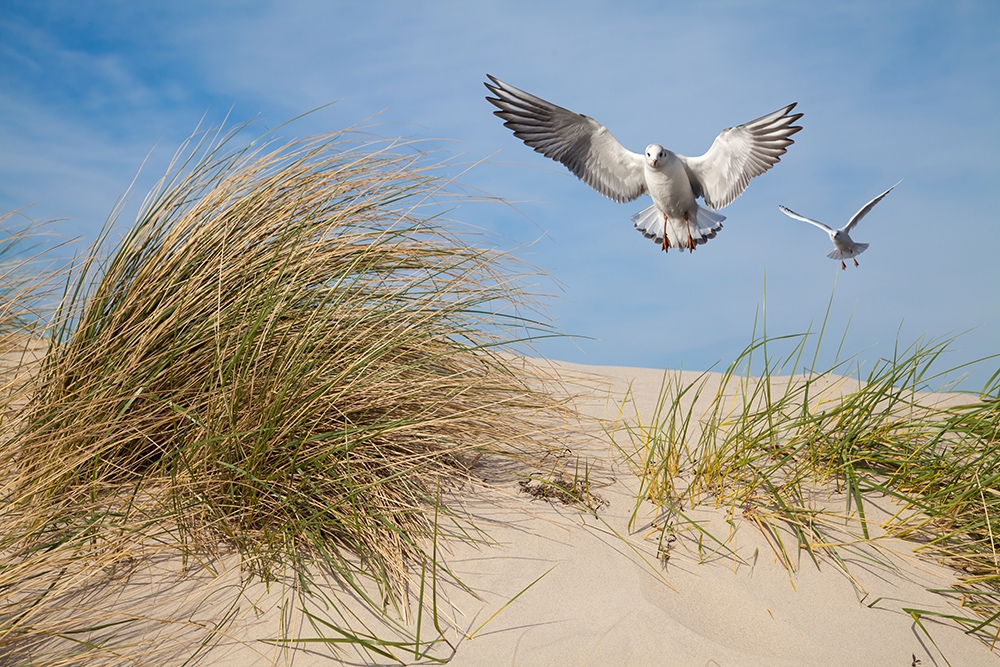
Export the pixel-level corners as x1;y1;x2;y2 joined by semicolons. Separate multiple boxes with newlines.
177;359;994;666
9;356;995;666
414;359;994;667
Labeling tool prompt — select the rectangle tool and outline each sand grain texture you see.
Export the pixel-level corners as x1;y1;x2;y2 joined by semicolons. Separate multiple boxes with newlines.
7;358;995;666
177;361;997;665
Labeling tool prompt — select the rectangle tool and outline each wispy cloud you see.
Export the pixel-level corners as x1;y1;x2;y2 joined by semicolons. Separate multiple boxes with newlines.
1;1;997;386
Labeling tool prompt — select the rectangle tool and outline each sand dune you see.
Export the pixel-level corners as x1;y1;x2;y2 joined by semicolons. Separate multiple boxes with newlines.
5;350;994;666
76;358;991;666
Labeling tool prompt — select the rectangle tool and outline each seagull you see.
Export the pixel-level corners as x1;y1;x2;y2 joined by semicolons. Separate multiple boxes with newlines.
778;181;900;269
484;74;803;253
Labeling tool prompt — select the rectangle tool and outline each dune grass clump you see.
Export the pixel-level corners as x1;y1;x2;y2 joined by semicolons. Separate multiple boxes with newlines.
0;126;572;663
616;313;1000;648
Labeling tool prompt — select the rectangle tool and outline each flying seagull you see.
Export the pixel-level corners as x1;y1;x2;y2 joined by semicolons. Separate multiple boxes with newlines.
484;74;803;253
778;181;900;269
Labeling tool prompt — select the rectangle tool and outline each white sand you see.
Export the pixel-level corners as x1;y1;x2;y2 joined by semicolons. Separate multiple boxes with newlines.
16;358;997;666
412;359;995;667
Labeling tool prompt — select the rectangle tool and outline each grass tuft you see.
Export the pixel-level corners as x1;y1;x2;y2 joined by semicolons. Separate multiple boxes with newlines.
615;304;1000;648
0;124;574;663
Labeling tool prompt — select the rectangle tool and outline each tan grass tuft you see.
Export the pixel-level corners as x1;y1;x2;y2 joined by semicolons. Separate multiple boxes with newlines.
0;125;576;663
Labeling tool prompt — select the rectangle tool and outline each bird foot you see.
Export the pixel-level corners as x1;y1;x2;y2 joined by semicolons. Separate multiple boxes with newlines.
853;258;859;267
841;260;847;270
685;212;696;252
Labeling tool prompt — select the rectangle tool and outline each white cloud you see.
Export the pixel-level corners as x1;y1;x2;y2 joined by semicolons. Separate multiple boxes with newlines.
1;1;997;387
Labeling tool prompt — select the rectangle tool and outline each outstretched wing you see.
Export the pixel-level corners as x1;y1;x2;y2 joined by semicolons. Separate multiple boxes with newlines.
778;205;833;233
681;104;803;210
485;75;646;203
845;180;901;233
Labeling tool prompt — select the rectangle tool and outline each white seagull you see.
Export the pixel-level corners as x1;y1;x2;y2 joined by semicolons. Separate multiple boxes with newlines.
778;181;900;269
485;74;803;253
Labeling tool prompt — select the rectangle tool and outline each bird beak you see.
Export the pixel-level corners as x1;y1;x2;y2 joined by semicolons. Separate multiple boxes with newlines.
652;158;657;167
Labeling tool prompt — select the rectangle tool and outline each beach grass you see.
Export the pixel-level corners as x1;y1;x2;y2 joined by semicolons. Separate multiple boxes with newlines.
5;119;997;665
0;125;576;665
615;304;1000;652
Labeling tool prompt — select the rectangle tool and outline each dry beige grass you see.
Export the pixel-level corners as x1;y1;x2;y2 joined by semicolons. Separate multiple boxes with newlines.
0;126;579;664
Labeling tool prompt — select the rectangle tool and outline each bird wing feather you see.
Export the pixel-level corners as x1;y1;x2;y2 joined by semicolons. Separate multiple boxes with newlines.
778;205;833;233
844;180;900;233
485;75;646;203
681;104;803;210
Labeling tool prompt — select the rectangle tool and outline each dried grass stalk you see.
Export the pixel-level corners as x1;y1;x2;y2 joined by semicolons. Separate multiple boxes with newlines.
0;125;574;663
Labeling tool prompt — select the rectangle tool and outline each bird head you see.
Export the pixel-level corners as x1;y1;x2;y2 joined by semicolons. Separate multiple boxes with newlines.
645;144;667;168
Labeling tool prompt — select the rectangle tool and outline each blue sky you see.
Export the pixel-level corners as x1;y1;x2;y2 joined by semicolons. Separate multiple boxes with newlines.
2;1;998;388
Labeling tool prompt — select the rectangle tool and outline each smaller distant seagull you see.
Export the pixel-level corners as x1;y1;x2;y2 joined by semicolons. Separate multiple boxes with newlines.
484;75;803;253
778;181;900;269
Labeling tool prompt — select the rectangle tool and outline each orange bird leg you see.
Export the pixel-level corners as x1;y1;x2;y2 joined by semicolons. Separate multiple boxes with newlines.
684;211;696;252
853;258;859;267
841;259;847;270
661;213;670;252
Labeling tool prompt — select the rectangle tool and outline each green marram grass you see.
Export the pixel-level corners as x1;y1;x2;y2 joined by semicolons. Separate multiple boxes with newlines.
0;125;575;665
615;305;1000;658
5;117;999;666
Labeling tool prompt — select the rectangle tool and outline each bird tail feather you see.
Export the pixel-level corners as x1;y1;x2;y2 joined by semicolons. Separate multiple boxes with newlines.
827;242;868;260
631;205;726;250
